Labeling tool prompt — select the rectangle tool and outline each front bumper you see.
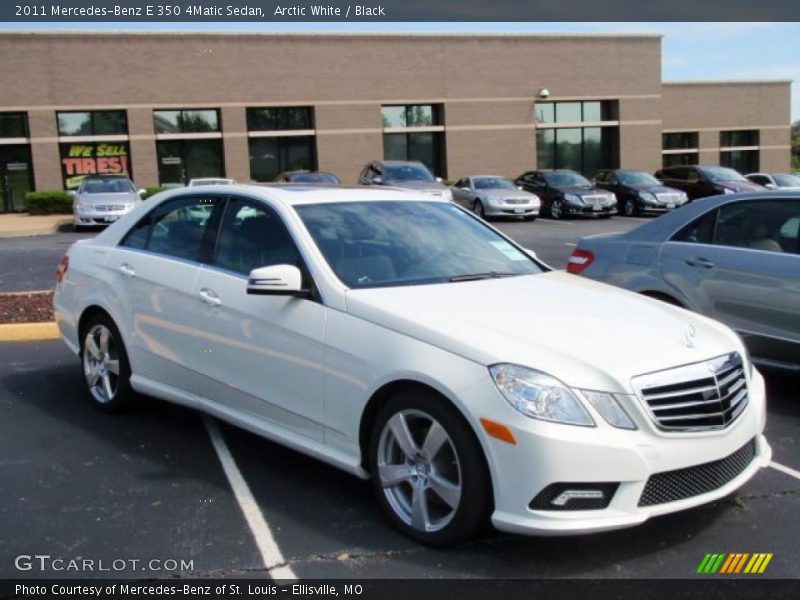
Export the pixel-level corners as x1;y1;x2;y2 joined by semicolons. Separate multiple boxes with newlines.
567;203;617;216
461;368;770;536
485;204;540;217
74;208;133;226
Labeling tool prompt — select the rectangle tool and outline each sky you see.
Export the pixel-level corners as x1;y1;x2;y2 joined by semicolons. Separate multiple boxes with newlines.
1;21;797;119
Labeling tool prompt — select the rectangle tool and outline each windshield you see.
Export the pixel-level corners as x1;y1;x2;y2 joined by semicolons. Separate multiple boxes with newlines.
383;163;435;182
474;177;517;190
617;171;660;186
295;201;542;289
703;167;747;182
543;171;591;187
82;178;135;194
774;174;800;187
292;172;340;183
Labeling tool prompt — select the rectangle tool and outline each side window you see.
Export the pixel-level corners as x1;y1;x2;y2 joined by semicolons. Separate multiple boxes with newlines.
214;198;301;276
749;175;769;186
454;178;467;189
672;209;717;244
147;196;223;262
714;200;799;254
686;169;701;183
120;214;152;250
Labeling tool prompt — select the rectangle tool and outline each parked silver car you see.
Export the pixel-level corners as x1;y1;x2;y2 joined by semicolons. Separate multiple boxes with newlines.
569;193;800;370
72;175;144;230
451;175;540;220
745;173;800;191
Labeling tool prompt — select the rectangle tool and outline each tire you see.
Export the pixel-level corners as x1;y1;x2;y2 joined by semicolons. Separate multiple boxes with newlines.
473;200;486;219
80;313;137;412
549;198;564;220
368;388;492;547
622;198;638;217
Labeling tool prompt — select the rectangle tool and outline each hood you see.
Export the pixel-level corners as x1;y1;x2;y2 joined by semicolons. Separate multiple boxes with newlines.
480;189;538;201
714;180;764;193
627;184;684;195
553;185;606;195
76;191;140;205
386;180;447;192
345;272;740;392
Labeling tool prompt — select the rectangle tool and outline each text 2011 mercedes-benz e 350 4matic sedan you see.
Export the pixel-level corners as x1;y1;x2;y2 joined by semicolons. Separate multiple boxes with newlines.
54;184;771;546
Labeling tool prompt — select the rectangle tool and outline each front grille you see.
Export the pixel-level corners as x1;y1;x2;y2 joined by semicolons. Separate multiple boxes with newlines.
581;194;608;206
504;198;529;205
632;352;748;431
638;438;756;506
656;192;682;204
94;204;127;212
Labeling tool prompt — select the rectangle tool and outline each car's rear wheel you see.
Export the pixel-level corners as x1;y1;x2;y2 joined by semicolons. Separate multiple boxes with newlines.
550;199;564;219
368;389;491;547
81;314;136;412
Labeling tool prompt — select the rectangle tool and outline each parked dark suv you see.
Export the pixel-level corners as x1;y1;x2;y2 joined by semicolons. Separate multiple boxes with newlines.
515;169;617;219
654;165;764;201
592;169;688;217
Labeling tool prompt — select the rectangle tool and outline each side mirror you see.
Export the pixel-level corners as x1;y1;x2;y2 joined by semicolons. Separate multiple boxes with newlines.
436;177;443;183
67;190;76;197
247;264;310;298
517;185;524;190
138;188;146;197
372;176;383;185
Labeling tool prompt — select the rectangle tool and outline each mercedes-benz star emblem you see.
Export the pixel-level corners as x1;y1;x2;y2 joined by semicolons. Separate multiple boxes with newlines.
684;324;697;349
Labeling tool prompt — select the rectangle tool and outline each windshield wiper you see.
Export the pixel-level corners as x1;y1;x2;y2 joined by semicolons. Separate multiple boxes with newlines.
449;272;517;282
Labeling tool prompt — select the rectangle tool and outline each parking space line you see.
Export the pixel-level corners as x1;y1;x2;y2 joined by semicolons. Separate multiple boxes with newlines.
204;416;297;580
769;461;800;482
564;242;577;246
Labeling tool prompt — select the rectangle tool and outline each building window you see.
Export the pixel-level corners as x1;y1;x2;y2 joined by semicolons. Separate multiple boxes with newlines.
57;111;128;136
721;150;759;173
0;113;29;138
662;131;699;168
247;107;313;131
247;107;316;182
153;109;224;185
153;109;220;134
720;130;759;148
534;101;615;124
534;101;618;174
663;132;698;150
381;104;445;177
0;113;34;210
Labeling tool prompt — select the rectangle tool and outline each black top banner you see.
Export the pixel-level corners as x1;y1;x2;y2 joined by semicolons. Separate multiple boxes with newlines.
4;0;800;21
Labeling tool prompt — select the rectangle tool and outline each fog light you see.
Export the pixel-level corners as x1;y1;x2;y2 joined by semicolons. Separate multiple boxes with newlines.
530;482;619;510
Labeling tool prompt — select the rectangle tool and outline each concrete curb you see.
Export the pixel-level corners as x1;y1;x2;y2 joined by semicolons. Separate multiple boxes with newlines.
0;321;60;342
0;217;72;238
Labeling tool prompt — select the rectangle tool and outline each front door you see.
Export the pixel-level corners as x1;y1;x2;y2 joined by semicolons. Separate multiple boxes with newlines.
0;145;33;212
191;196;326;440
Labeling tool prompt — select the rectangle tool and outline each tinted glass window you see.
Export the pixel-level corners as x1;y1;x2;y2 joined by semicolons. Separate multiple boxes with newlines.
247;107;313;131
714;200;800;254
249;136;316;182
82;177;135;194
295;201;542;289
157;139;225;186
720;150;759;174
0;113;28;138
381;106;406;128
382;105;440;128
720;130;759;147
120;214;152;250
58;111;127;136
663;132;698;150
534;103;554;124
215;198;300;275
774;174;800;187
145;196;223;262
672;209;717;244
57;112;92;136
154;110;220;134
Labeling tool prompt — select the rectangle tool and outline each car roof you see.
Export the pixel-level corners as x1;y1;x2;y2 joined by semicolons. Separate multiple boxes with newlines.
152;183;449;207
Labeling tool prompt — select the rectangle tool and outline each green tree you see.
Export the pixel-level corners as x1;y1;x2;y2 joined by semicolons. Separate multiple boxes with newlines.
792;120;800;171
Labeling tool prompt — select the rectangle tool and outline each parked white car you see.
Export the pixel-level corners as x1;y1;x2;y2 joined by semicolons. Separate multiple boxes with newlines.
451;175;540;220
54;185;771;546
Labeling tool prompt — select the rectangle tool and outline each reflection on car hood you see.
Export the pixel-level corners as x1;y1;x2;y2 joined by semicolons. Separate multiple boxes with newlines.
345;271;738;391
76;191;140;205
479;189;538;201
714;180;764;192
553;185;608;195
385;180;447;192
627;184;684;195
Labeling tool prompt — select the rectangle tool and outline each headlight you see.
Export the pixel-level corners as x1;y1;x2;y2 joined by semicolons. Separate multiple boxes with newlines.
76;202;91;212
580;391;637;430
638;191;657;202
734;333;754;377
564;193;580;203
607;193;617;205
489;364;595;427
682;192;689;203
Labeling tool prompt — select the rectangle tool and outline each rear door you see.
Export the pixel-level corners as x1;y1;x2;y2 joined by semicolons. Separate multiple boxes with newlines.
660;198;800;362
107;193;225;393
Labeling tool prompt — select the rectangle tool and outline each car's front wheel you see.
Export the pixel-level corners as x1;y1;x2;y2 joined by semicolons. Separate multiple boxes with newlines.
622;198;638;217
81;314;137;412
473;200;486;219
550;198;565;219
368;389;491;547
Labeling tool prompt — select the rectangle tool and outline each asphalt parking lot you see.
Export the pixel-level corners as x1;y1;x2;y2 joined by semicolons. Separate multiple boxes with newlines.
1;215;799;580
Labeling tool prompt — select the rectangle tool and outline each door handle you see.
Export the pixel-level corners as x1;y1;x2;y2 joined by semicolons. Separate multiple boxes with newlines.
118;263;136;278
685;256;715;269
198;288;222;307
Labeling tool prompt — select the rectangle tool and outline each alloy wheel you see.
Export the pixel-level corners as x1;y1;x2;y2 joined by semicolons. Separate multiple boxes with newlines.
551;199;563;219
83;323;121;404
376;409;462;533
624;199;636;217
474;201;485;218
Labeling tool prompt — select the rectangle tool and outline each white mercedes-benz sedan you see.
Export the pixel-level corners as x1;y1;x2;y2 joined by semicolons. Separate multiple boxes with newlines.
54;184;771;546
